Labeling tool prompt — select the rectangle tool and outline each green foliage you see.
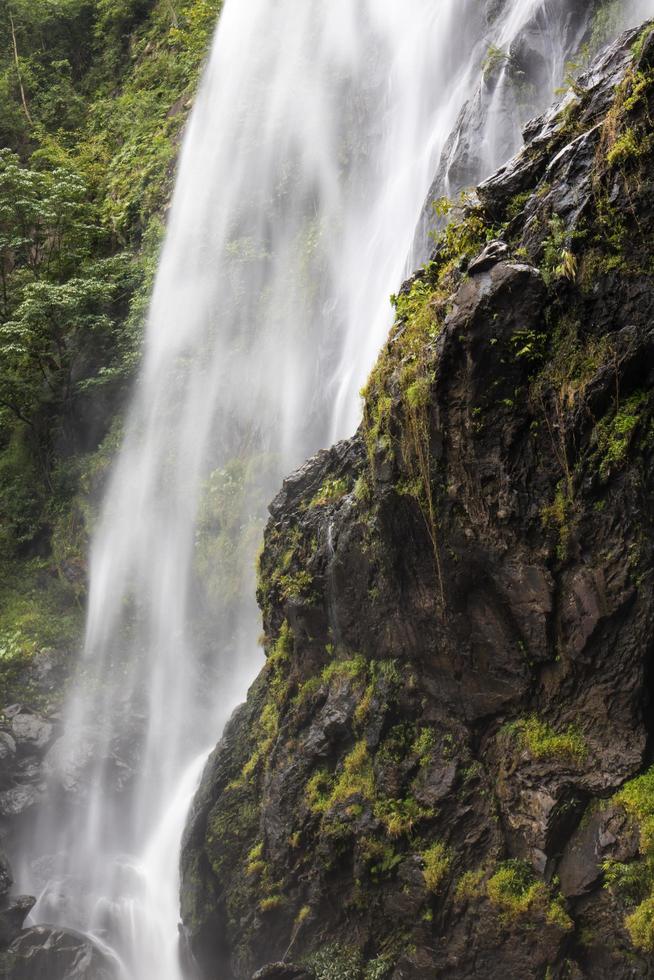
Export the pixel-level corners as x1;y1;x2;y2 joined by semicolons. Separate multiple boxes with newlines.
626;894;654;952
305;943;363;980
411;727;436;766
328;740;374;808
482;44;509;80
605;768;654;953
603;857;654;906
614;767;654;853
510;326;547;373
0;0;221;621
311;477;349;507
596;392;647;480
454;868;485;902
540;481;573;561
606;127;651;168
541;216;579;285
306;768;334;815
421;841;452;893
359;837;403;877
258;893;284;913
278;569;314;601
0;556;83;704
373;796;434;838
364;956;393;980
505;715;588;763
487;860;571;929
0;558;83;651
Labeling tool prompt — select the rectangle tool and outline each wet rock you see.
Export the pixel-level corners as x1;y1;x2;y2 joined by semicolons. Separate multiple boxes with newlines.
0;895;35;947
11;713;52;752
0;785;38;818
467;239;510;274
251;965;313;980
0;855;11;901
1;926;120;979
558;804;639;898
181;21;654;980
0;736;15;763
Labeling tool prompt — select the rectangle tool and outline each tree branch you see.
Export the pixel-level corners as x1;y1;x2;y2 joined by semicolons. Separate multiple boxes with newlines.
9;10;33;126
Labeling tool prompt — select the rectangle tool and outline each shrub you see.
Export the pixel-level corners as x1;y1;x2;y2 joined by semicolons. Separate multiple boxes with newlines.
506;715;588;763
626;894;654;952
421;841;452;893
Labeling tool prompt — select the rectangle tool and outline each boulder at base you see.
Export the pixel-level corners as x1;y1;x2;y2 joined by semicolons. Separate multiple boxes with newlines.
0;926;120;980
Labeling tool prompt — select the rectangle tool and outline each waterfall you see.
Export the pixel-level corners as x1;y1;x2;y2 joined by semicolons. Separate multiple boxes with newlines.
16;0;654;977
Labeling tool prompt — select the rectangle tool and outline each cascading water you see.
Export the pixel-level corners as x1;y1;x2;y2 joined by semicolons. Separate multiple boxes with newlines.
15;0;654;977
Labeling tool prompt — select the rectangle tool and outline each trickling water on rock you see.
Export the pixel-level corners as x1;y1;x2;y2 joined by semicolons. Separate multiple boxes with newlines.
11;0;654;977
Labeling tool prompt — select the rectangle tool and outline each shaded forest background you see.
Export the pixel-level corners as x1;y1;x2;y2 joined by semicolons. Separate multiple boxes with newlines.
0;0;218;677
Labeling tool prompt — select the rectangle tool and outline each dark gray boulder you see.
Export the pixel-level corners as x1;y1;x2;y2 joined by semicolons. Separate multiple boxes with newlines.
0;926;120;980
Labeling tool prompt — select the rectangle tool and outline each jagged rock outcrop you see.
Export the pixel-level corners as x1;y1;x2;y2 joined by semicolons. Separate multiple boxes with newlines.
0;926;120;979
181;23;654;980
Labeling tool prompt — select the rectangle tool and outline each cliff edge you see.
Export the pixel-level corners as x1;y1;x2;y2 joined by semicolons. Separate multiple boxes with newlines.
181;24;654;980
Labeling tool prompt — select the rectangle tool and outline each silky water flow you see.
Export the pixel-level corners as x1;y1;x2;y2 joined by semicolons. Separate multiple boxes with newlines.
15;1;654;977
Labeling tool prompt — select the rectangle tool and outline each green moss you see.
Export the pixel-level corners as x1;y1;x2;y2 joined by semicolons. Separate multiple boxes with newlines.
230;625;294;787
540;481;573;560
487;861;542;915
614;767;654;852
295;654;366;709
259;893;284;913
205;786;259;880
294;904;311;927
278;569;314;602
506;715;588;763
359;838;403;877
421;841;452;893
311;477;349;507
267;620;294;666
626;894;654;952
597;392;648;479
353;473;372;503
506;190;532;221
454;869;485;902
487;860;572;929
604;768;654;953
322;656;367;684
244;840;267;878
330;740;374;807
546;894;573;930
306;768;335;814
373;797;434;838
606;127;651;168
411;727;437;766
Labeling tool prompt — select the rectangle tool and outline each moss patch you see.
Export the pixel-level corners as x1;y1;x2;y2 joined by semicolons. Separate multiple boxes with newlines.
505;715;588;763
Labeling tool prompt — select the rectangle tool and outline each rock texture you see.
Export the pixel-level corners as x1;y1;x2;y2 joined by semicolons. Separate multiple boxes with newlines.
182;23;654;980
0;926;120;979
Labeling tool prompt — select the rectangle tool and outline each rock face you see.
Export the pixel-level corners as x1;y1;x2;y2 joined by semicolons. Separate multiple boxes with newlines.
0;926;120;979
181;23;654;980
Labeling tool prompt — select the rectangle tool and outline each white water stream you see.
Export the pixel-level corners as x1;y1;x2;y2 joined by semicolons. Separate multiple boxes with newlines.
17;1;654;977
